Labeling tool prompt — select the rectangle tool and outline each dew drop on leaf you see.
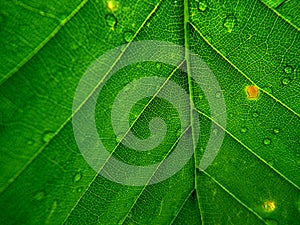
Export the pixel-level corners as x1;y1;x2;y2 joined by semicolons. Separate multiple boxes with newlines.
198;0;208;12
212;128;219;136
215;91;222;98
156;63;162;69
73;172;82;183
39;11;46;16
105;14;117;28
263;138;271;145
116;134;122;143
265;218;279;225
77;186;83;193
123;31;134;42
223;15;237;33
34;191;45;201
27;139;34;145
284;65;293;74
253;112;259;118
42;131;55;143
281;77;291;86
273;128;280;134
240;127;248;133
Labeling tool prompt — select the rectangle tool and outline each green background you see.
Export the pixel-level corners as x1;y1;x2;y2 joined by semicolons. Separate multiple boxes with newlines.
0;0;299;224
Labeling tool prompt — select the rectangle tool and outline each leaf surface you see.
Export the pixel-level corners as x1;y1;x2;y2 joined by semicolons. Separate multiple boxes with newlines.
0;0;299;224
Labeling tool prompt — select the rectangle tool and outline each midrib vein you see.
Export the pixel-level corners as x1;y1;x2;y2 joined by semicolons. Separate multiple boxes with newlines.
183;0;205;224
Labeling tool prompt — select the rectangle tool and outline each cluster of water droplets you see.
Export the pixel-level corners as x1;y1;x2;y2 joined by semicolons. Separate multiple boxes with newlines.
104;12;135;43
281;65;295;86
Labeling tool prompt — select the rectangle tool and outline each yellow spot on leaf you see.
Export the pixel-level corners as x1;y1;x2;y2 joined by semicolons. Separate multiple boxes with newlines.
246;85;259;99
263;200;276;212
107;0;118;11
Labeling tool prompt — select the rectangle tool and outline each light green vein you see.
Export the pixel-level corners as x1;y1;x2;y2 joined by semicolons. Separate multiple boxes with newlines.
64;59;185;224
168;189;194;225
259;0;300;32
0;0;89;86
189;19;300;190
201;170;268;224
0;0;163;196
119;125;192;225
195;108;300;191
190;22;300;120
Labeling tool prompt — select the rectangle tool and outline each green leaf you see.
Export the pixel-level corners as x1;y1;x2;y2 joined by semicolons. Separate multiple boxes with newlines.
0;0;299;224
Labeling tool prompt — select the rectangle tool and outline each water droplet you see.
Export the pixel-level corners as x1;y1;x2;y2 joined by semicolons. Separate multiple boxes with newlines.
105;14;117;28
284;65;293;74
123;31;134;42
156;63;162;69
253;112;259;118
224;15;237;33
241;127;248;133
273;128;280;134
212;128;219;136
198;0;208;12
39;11;46;16
42;131;54;143
77;186;83;193
34;191;45;201
246;85;259;99
268;161;274;166
263;138;271;145
265;219;279;225
215;91;222;98
27;139;34;145
116;136;123;143
73;172;82;183
281;77;291;86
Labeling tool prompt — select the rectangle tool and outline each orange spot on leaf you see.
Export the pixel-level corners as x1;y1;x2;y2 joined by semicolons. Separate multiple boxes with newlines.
107;0;118;11
246;85;259;99
263;200;276;212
